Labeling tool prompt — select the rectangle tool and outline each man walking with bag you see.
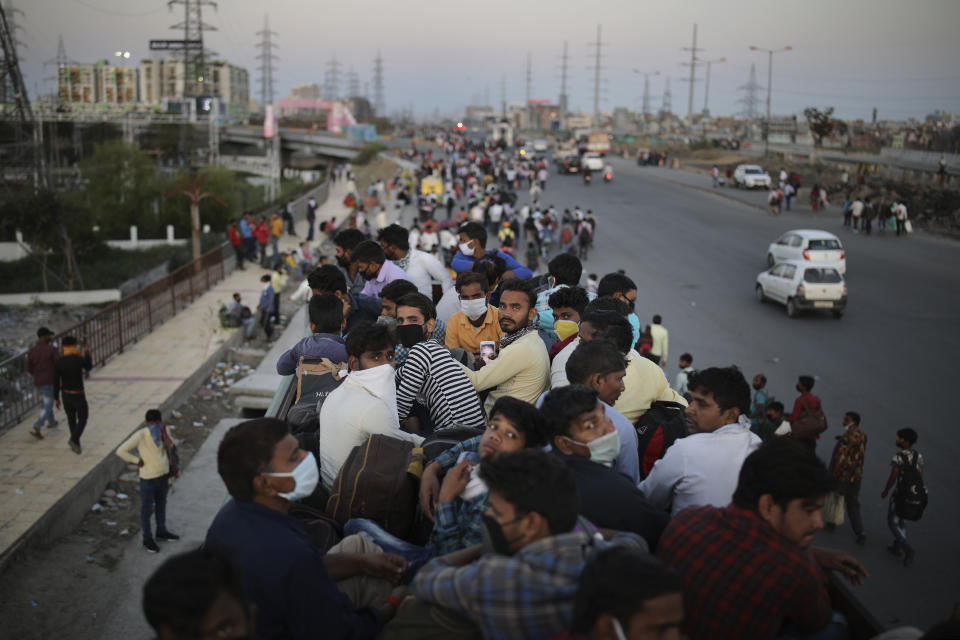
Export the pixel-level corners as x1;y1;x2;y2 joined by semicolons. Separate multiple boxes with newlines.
881;428;925;567
116;409;180;553
827;411;867;544
790;375;827;450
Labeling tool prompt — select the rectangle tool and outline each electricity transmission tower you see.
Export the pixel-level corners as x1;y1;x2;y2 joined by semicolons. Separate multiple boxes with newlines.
347;67;360;99
324;54;341;100
255;15;277;108
660;76;673;116
737;62;763;120
558;41;569;129
0;0;24;108
0;1;43;187
588;24;607;126
167;0;218;98
372;50;385;116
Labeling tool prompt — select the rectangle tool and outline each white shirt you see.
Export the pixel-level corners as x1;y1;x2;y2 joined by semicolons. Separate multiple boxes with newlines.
489;204;503;222
550;337;580;388
850;200;864;217
435;285;461;323
318;376;424;489
401;249;454;298
638;423;762;516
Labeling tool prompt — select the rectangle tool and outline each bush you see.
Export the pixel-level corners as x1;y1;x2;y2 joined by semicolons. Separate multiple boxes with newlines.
351;143;387;166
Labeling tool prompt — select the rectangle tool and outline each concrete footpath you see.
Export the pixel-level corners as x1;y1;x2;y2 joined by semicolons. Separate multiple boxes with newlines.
0;180;347;566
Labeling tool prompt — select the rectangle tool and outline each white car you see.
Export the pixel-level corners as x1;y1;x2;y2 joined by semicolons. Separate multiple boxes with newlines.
766;229;846;274
581;152;604;172
733;164;771;189
756;260;848;318
532;139;548;152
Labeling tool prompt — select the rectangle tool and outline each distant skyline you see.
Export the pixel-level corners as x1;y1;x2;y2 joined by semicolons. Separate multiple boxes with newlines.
16;0;960;121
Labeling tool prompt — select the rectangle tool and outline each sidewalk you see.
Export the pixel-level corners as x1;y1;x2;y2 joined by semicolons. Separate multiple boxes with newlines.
0;182;344;564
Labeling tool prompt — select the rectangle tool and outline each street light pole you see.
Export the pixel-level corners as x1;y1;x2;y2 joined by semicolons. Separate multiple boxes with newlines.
749;45;792;156
701;57;725;117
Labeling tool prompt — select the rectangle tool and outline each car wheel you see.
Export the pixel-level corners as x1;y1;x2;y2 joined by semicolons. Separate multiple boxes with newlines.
755;284;765;303
766;253;775;268
832;309;844;319
786;298;799;318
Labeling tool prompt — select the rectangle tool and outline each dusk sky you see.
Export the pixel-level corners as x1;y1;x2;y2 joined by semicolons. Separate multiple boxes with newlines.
18;0;960;121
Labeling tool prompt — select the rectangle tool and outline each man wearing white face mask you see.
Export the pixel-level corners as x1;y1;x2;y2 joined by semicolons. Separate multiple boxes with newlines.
444;272;503;357
542;385;668;551
451;222;533;279
318;323;424;489
206;418;410;640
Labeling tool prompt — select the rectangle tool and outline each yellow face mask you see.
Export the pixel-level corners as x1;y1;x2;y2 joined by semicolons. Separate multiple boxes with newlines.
554;320;579;341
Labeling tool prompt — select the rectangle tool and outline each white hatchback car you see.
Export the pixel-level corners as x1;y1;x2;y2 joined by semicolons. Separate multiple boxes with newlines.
766;229;846;274
733;164;771;189
756;260;848;318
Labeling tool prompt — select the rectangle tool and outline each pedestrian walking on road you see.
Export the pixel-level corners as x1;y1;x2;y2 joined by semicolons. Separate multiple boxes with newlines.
26;326;59;439
789;375;826;451
881;428;925;567
748;373;769;430
228;220;245;271
53;335;93;454
240;212;257;261
255;215;269;266
258;275;275;341
827;411;867;544
648;315;668;367
306;196;317;242
116;409;180;553
784;182;795;210
283;200;297;236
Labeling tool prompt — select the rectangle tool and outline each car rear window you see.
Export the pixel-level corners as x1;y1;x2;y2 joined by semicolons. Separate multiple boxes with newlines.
804;268;842;283
808;239;842;250
745;168;763;174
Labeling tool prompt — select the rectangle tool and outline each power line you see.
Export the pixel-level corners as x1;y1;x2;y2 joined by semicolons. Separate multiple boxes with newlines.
255;14;277;107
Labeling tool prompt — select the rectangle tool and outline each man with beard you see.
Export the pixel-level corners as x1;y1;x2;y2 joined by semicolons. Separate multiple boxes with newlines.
460;278;549;412
350;241;413;298
334;229;368;296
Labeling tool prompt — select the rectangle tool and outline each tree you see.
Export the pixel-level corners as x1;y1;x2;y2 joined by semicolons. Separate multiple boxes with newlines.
166;169;226;262
0;189;100;291
804;107;836;148
77;140;164;237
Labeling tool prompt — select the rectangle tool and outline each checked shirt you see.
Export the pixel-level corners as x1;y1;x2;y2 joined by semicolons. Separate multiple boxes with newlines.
658;505;831;640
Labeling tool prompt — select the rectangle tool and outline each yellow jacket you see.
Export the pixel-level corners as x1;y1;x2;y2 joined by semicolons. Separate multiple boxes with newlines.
614;350;687;423
271;217;283;237
116;427;170;480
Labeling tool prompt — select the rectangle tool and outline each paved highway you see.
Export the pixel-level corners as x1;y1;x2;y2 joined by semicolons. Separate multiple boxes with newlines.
501;154;959;630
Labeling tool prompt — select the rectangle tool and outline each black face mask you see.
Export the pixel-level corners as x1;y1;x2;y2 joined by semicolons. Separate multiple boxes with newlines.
396;323;424;348
481;514;521;555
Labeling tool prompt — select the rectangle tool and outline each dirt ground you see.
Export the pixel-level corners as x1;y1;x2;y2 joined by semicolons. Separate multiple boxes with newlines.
0;312;287;640
0;304;102;361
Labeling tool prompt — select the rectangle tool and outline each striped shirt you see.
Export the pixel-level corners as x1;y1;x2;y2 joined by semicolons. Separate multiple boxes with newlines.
396;340;486;430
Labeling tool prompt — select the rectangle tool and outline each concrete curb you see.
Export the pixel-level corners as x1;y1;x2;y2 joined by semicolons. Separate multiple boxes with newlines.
0;325;246;573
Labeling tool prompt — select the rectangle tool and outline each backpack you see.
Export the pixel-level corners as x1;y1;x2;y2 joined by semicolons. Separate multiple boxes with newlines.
286;357;347;434
634;401;689;479
561;227;573;243
421;425;485;463
325;434;421;540
894;450;928;521
791;398;828;442
288;503;343;553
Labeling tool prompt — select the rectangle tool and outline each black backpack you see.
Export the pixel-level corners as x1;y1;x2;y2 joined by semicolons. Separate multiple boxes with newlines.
894;450;928;521
421;425;485;463
286;357;347;434
635;401;689;479
288;503;343;553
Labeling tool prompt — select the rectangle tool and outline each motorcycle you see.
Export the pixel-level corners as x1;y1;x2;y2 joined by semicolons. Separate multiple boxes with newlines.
603;171;613;183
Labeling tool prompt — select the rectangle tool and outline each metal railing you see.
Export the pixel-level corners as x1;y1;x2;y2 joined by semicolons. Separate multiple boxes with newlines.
0;244;229;436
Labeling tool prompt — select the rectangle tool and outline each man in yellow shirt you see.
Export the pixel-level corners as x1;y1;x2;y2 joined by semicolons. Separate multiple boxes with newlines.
649;314;669;367
270;212;284;268
444;272;503;356
461;278;549;412
116;409;179;553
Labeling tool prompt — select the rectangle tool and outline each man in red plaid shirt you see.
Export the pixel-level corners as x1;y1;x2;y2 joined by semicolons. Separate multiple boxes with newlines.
658;438;868;640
